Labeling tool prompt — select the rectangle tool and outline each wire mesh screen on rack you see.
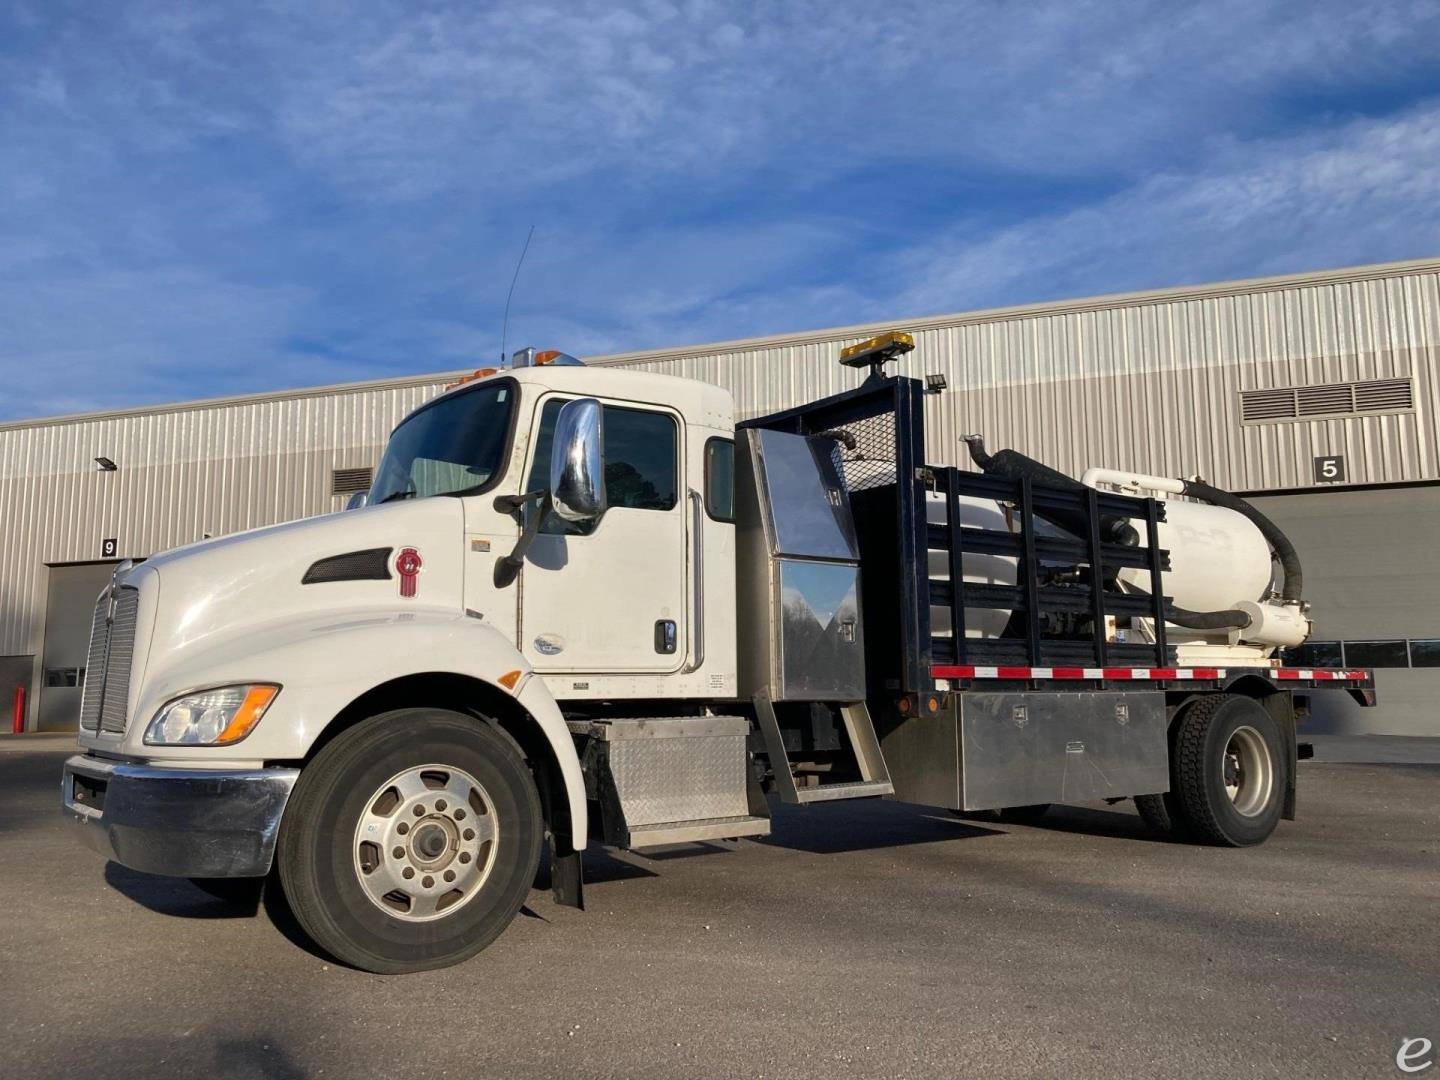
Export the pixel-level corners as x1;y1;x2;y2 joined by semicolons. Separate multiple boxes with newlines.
824;411;900;492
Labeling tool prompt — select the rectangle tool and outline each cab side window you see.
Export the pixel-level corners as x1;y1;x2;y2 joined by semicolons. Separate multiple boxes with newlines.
527;399;678;534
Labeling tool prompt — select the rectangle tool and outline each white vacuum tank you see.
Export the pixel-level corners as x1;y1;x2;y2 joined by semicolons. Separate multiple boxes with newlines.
926;491;1014;639
1082;467;1310;648
1121;499;1274;613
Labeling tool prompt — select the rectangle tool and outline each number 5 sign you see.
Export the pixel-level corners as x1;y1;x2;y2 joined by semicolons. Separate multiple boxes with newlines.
1313;455;1345;484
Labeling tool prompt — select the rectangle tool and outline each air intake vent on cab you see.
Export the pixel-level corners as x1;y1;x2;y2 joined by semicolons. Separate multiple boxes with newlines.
1240;378;1414;424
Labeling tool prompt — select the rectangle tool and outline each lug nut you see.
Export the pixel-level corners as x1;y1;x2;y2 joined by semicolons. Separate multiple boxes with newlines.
413;805;426;816
397;822;409;835
422;875;434;888
454;808;466;820
459;852;471;864
392;847;404;859
443;870;455;882
463;828;475;841
435;799;447;811
402;867;415;880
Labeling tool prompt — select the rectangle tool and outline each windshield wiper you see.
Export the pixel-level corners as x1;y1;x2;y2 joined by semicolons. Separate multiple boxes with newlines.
377;490;416;504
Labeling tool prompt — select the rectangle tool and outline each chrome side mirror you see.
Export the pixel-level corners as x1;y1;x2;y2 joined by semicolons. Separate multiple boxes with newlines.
345;491;369;511
549;398;606;522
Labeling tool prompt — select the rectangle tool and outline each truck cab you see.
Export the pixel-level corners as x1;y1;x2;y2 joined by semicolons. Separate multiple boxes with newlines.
62;338;1375;974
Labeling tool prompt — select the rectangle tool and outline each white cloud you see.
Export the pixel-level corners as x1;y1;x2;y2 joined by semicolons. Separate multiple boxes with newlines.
892;102;1440;317
1;0;1439;419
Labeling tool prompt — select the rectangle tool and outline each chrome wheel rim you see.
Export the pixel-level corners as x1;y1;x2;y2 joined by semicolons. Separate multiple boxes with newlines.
352;764;498;922
1223;725;1274;818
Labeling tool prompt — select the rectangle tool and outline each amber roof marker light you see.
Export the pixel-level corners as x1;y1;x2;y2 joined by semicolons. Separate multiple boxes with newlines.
839;331;915;380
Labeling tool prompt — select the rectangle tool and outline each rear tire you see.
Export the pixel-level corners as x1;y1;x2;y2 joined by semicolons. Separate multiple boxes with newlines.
278;709;543;974
1171;694;1286;847
1133;792;1185;838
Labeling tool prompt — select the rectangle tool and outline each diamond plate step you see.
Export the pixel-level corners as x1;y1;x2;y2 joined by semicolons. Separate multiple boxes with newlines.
792;779;894;804
626;814;771;848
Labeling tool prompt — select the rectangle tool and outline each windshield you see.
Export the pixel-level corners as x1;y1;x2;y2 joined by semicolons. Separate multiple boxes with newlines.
370;380;514;504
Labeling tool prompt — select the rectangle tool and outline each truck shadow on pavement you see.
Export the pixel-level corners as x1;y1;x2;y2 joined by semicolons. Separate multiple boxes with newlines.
757;799;1005;854
103;862;265;918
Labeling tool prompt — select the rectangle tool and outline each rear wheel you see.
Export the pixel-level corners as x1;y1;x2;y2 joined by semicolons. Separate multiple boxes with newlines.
1133;791;1185;838
278;709;542;973
1170;694;1286;846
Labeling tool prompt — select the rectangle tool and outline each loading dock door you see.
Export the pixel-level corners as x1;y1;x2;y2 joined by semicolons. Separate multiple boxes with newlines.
38;563;119;732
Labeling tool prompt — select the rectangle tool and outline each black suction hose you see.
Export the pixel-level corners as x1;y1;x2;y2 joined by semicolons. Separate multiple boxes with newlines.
963;436;1140;547
1180;478;1303;604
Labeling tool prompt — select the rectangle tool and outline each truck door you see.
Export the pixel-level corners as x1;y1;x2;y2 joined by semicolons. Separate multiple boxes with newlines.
518;395;689;674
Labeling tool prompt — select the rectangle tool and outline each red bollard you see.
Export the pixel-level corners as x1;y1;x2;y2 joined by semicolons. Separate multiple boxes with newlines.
11;685;24;734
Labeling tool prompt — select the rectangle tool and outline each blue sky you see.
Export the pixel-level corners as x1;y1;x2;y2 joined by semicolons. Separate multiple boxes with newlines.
3;1;1439;421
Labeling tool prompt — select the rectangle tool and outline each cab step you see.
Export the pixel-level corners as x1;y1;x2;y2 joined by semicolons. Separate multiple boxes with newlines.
752;692;895;805
627;814;771;848
568;716;771;850
792;780;893;804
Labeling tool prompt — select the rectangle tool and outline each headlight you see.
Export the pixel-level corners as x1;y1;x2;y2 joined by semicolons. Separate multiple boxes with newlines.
144;685;279;746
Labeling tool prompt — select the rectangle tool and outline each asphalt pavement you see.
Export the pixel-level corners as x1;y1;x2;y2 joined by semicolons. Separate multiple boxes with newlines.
2;739;1436;1079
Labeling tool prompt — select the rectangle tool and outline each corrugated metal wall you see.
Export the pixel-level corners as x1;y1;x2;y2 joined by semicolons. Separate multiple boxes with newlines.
3;259;1438;705
613;266;1440;492
0;379;449;661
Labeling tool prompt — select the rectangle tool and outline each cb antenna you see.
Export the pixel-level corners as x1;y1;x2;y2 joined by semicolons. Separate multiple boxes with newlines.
499;225;535;365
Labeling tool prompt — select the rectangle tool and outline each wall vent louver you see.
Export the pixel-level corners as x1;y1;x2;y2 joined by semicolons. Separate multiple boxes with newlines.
331;466;374;496
1241;378;1414;424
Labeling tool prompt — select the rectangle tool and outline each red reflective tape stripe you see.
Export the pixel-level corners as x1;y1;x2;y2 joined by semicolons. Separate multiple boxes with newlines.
995;666;1032;679
932;666;975;679
1101;668;1134;680
1050;667;1088;679
1149;668;1179;679
1190;668;1220;679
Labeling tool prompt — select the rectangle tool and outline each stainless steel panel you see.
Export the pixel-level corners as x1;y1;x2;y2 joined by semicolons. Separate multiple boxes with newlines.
880;692;1169;810
959;692;1168;810
753;428;858;560
775;559;863;701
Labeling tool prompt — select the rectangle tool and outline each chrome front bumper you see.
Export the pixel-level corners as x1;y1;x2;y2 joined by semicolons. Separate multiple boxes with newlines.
61;754;300;878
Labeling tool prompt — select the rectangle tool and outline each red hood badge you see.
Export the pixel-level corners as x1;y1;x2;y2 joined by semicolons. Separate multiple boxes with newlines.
396;548;422;598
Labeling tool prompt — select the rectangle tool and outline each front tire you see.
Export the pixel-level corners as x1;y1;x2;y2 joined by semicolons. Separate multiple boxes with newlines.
278;709;543;974
1171;694;1287;847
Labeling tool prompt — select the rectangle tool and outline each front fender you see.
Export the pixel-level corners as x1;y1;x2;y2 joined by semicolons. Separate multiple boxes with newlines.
128;607;587;845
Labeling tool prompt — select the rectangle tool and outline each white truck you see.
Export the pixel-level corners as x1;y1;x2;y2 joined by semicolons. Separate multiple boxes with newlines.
62;334;1375;973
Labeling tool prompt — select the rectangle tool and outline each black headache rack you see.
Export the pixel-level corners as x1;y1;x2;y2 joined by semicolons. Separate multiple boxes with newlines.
743;373;1377;706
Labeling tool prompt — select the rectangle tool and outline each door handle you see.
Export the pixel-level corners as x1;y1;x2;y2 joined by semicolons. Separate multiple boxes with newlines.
682;489;704;672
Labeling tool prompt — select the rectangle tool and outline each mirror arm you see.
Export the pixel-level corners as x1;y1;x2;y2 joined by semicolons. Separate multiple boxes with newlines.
492;488;547;519
493;491;553;588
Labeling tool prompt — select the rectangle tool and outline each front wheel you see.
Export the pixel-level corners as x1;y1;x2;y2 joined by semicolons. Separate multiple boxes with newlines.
1171;694;1287;847
277;709;543;974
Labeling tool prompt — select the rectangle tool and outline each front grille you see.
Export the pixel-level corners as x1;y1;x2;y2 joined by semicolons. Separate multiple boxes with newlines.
78;585;140;735
78;597;109;731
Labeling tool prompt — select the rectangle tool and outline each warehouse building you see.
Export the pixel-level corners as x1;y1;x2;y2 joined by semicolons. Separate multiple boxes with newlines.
2;258;1437;735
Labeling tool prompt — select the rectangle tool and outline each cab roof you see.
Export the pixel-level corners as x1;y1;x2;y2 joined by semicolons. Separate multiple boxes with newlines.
424;363;734;430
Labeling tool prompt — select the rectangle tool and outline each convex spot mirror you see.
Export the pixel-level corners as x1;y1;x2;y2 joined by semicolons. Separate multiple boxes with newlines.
550;397;606;523
345;491;369;511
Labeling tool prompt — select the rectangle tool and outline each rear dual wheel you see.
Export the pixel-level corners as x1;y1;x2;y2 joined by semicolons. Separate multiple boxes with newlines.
278;709;542;974
1136;693;1287;846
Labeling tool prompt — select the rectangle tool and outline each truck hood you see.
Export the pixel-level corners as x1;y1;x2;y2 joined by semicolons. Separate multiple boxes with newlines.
136;498;467;670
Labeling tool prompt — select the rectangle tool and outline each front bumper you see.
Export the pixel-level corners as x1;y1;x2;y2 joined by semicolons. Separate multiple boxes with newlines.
61;754;299;878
